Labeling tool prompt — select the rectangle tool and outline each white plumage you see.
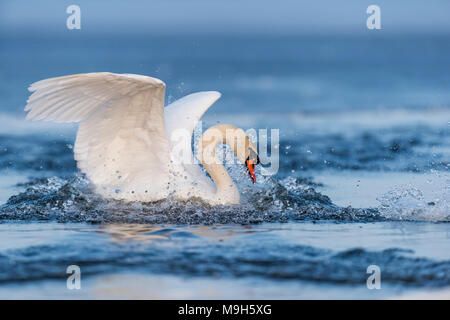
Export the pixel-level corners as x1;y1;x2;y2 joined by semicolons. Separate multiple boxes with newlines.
25;72;256;205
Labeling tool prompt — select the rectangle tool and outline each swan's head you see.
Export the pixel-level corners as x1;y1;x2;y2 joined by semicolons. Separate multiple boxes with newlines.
228;126;260;184
245;148;260;183
199;123;260;183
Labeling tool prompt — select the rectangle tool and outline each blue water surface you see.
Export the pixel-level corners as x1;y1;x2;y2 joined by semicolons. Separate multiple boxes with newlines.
0;34;449;299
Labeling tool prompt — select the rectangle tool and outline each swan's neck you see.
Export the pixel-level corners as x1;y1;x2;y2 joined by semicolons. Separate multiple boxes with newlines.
203;162;240;205
198;124;249;205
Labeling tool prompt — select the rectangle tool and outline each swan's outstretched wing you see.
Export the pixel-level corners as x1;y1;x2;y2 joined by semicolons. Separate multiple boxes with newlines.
25;72;171;201
164;91;221;195
165;91;221;160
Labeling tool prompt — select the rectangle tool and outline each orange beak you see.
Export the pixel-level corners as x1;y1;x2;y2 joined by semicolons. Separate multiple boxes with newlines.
246;158;257;183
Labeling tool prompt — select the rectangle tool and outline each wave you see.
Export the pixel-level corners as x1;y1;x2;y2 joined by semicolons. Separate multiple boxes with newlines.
0;230;448;287
1;171;447;223
377;177;450;222
1;118;447;175
0;174;382;224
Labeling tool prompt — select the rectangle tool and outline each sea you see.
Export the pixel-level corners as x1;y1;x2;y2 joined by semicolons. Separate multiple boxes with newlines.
0;33;449;299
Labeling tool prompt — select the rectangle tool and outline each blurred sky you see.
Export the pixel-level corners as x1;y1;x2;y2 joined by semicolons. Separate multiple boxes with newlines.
1;0;450;35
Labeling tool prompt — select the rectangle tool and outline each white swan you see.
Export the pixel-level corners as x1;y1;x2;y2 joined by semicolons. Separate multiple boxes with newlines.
24;73;260;205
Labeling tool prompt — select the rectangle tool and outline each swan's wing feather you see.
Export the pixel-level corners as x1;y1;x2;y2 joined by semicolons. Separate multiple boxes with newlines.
164;91;221;194
26;72;165;122
25;73;170;201
164;91;221;140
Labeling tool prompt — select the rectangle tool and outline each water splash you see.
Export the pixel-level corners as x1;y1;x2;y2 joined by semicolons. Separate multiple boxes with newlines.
0;174;381;224
377;179;450;222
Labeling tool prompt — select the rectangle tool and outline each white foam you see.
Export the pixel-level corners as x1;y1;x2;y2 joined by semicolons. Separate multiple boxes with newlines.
377;172;450;222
